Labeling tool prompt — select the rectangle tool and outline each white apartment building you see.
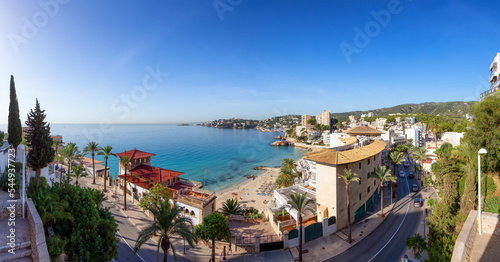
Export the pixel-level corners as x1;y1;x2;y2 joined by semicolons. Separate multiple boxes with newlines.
405;125;424;147
441;132;464;147
481;53;500;100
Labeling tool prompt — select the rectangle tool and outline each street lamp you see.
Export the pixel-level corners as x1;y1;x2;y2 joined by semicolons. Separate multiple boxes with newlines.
478;148;487;236
17;144;26;219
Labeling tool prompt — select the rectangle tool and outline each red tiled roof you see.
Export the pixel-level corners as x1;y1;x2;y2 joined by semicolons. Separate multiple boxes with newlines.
129;164;183;183
115;149;156;160
118;174;153;190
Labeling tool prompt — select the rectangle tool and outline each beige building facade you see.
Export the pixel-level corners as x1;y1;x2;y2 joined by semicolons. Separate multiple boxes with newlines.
306;139;386;230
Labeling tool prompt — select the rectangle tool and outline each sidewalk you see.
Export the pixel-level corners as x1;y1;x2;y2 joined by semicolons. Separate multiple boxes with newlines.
78;175;395;262
301;186;396;262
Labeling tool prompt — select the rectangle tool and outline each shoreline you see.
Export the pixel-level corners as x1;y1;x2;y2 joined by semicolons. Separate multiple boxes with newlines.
215;167;279;212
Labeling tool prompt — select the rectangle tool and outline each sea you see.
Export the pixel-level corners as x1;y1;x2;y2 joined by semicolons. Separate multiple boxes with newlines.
0;124;307;192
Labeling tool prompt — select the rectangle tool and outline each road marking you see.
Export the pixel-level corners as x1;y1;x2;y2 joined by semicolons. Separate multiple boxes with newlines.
368;168;411;262
117;230;147;262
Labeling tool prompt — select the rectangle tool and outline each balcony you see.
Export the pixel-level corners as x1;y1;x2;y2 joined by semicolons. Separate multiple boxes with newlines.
480;80;500;100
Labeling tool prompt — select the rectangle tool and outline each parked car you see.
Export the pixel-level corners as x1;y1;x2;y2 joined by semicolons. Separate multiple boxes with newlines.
412;184;418;192
399;171;405;178
404;162;410;168
414;198;423;207
409;172;414;179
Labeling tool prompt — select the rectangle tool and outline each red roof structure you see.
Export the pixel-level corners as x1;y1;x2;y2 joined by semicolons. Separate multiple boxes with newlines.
115;149;156;160
129;164;184;183
118;175;153;190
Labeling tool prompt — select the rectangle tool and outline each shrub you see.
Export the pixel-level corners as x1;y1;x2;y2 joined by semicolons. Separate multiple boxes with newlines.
484;196;500;214
482;176;496;197
47;235;68;261
27;177;48;197
0;172;20;191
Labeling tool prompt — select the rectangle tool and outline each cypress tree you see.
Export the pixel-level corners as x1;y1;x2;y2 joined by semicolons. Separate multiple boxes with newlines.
25;99;54;190
8;75;22;156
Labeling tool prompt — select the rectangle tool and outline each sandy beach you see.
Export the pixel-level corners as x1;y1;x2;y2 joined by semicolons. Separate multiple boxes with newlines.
215;167;280;213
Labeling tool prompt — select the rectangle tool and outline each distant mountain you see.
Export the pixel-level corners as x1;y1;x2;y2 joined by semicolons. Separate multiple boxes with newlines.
332;101;476;120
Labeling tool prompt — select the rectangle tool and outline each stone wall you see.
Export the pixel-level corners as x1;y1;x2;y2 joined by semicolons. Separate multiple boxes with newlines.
452;210;500;262
452;210;478;262
26;198;50;262
0;198;23;218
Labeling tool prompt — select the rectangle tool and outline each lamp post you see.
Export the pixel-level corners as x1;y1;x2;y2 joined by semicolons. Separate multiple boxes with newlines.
478;148;487;236
17;144;26;219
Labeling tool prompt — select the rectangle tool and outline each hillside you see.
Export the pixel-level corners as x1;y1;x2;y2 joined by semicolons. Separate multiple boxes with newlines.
332;101;476;120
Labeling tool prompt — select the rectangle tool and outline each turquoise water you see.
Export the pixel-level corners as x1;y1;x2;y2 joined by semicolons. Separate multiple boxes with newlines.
0;124;306;191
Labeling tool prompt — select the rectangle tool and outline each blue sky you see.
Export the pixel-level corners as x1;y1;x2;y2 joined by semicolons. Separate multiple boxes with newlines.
0;0;498;124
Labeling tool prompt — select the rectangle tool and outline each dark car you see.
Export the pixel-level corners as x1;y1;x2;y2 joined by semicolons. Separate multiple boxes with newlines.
412;184;418;192
409;172;414;179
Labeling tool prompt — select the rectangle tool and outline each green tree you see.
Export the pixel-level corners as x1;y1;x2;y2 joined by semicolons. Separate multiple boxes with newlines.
275;172;294;188
119;155;131;210
336;122;344;130
31;189;73;226
50;182;119;261
0;131;5;147
138;183;172;210
98;145;115;192
338;169;360;243
435;143;453;159
370;166;396;217
405;233;427;260
8;75;22;158
429;119;440;149
134;199;197;262
83;141;101;185
60;143;80;183
287;192;315;262
307;118;316;126
25;99;55;190
221;198;242;215
195;212;232;262
70;165;87;185
387;150;404;178
413;146;429;180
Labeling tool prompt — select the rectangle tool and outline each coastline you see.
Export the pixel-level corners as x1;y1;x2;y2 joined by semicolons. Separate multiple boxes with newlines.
215;167;279;212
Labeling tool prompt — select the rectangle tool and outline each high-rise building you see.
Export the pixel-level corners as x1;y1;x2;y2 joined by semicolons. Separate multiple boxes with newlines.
316;110;331;126
302;114;311;126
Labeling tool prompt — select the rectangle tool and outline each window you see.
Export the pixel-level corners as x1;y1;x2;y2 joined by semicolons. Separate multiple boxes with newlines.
368;186;370;193
359;163;361;169
190;211;195;217
359;193;362;200
368;158;370;165
374;155;376;161
374;180;376;186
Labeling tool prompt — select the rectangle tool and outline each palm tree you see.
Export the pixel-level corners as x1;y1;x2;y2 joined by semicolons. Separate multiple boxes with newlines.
98;145;115;193
32;190;73;226
83;141;101;185
63;142;79;183
53;139;61;159
338;169;360;244
134;199;197;262
387;150;404;179
370;166;396;217
429;119;439;148
71;165;87;185
119;156;131;210
413;147;429;180
287;192;316;262
221;198;242;215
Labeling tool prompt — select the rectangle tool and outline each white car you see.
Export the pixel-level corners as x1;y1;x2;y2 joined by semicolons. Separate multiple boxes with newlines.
399;171;405;178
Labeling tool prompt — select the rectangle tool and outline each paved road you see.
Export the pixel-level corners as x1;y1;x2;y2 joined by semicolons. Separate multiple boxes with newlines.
77;177;189;262
327;160;427;262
